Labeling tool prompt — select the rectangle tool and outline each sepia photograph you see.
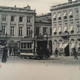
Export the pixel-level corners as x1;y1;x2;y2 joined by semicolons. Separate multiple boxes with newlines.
0;0;80;80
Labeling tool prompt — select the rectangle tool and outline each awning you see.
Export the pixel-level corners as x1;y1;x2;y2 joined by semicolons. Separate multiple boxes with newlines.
77;44;80;48
53;28;56;33
70;43;75;48
58;44;63;48
53;15;56;18
58;27;62;33
0;45;5;48
63;27;67;32
69;11;72;16
61;43;68;49
63;13;67;16
58;14;61;17
69;26;74;32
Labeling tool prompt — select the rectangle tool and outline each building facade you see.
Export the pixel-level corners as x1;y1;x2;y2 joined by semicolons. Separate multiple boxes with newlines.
35;13;52;39
0;5;36;56
51;0;80;56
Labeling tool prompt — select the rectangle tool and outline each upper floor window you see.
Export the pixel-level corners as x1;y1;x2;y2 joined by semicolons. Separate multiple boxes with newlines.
63;13;67;19
2;26;5;34
10;26;14;36
27;16;31;23
19;17;23;22
2;15;6;21
69;11;73;18
77;24;80;33
43;27;47;35
11;16;15;22
27;27;31;36
19;27;22;36
53;15;56;21
58;14;61;20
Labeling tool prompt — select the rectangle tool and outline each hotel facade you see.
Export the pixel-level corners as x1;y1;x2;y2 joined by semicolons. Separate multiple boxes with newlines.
51;0;80;56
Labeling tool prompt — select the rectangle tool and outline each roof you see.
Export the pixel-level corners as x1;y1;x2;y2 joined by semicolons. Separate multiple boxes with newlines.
35;13;51;23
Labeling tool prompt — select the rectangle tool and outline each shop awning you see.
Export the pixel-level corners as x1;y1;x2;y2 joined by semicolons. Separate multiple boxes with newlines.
69;11;72;16
53;28;56;33
53;15;56;18
77;44;80;48
58;27;62;33
69;26;74;32
63;13;67;16
70;43;75;48
58;44;63;48
63;27;67;32
61;43;68;49
58;14;61;17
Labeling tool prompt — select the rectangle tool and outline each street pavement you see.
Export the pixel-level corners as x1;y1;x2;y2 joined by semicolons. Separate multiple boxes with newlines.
0;55;80;65
0;55;80;80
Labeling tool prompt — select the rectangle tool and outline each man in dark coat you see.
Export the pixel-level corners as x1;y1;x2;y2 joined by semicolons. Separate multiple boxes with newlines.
2;46;8;63
55;48;58;57
73;48;78;59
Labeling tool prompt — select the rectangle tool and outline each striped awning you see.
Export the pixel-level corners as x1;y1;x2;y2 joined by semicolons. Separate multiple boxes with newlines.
69;26;74;32
58;27;62;33
61;43;68;49
69;11;72;15
70;43;75;48
53;15;56;18
63;13;67;16
58;14;61;17
53;28;56;33
63;27;67;32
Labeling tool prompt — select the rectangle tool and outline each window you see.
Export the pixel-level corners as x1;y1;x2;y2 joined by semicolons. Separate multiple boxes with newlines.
21;43;32;49
11;16;15;22
19;27;22;36
69;11;73;18
64;16;67;19
43;27;47;35
27;43;32;48
19;17;23;22
2;15;6;21
50;27;52;36
2;26;5;34
27;27;31;36
36;27;40;36
10;26;14;36
53;18;56;21
27;16;31;23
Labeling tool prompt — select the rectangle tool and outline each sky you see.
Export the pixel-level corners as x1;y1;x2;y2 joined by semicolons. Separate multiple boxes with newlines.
0;0;75;15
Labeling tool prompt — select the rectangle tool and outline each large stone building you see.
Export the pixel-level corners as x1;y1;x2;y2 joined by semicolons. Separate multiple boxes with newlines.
0;5;36;55
51;0;80;56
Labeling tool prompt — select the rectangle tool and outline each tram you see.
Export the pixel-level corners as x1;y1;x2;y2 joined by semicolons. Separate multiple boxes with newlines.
19;37;52;59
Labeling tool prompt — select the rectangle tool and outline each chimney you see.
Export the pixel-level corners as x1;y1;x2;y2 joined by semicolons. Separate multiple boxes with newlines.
68;0;72;3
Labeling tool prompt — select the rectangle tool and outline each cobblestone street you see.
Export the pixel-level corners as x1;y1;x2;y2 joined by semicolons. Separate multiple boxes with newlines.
0;56;80;80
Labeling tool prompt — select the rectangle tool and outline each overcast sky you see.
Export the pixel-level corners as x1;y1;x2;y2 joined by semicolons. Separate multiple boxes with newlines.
0;0;75;15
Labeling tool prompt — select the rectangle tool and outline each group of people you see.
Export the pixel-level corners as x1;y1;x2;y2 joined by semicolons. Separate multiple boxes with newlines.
54;48;78;59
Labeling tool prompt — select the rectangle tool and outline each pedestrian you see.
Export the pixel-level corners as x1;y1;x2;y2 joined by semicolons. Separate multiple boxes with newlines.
2;45;8;63
73;48;78;59
55;48;58;57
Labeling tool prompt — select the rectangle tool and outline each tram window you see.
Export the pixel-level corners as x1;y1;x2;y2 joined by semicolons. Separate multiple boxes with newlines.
21;43;24;48
27;43;32;48
24;43;26;48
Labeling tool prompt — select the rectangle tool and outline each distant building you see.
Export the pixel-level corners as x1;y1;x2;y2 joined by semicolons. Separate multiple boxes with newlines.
35;13;52;39
51;0;80;56
0;5;36;56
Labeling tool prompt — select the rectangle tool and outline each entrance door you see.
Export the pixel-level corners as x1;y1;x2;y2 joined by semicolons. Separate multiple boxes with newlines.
64;44;69;56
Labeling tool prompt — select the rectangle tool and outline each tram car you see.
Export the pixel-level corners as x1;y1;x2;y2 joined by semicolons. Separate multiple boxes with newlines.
19;38;52;59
